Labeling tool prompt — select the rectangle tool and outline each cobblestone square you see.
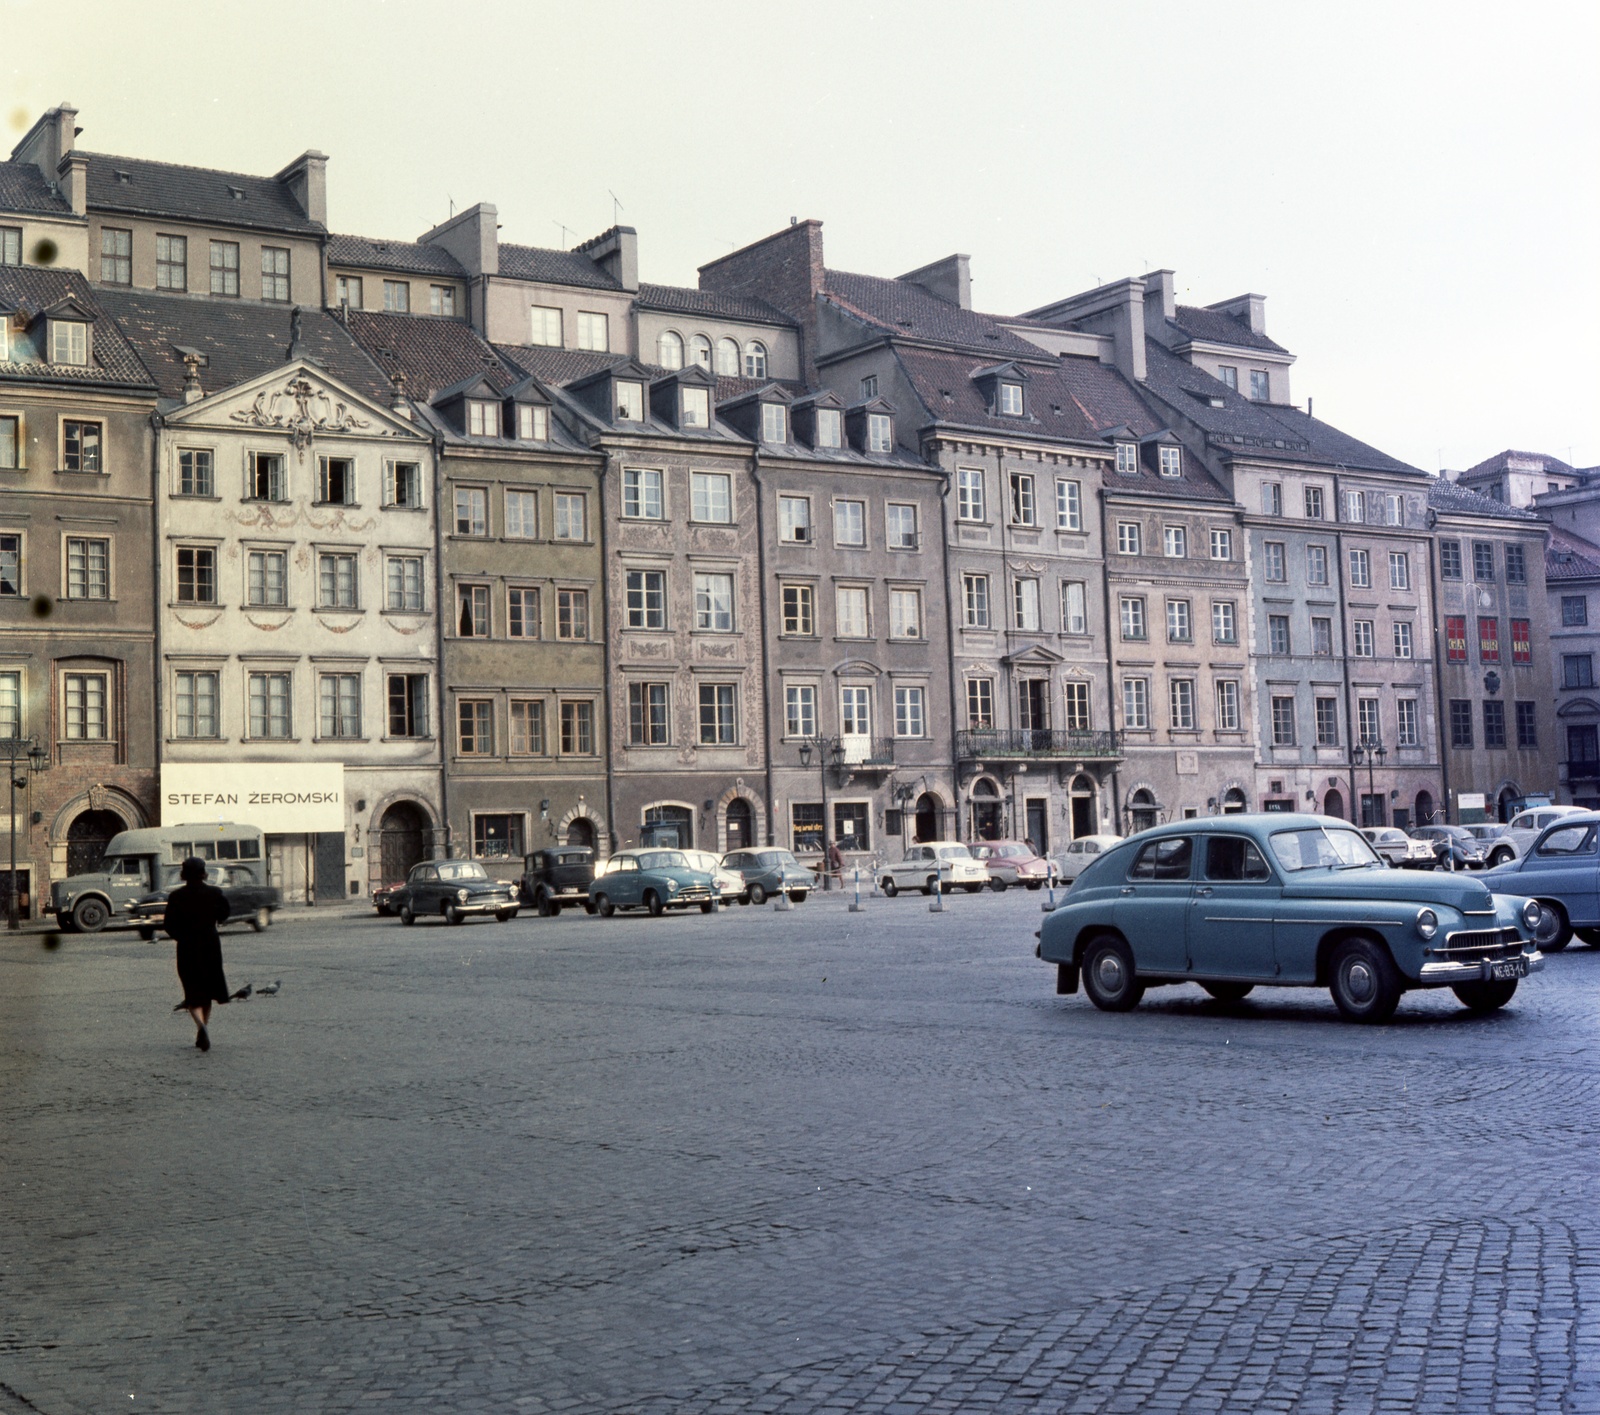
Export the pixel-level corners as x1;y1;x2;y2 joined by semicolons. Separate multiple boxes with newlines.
3;889;1598;1413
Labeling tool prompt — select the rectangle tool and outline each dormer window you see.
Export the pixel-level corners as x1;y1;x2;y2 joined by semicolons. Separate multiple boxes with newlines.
815;409;842;449
50;320;88;367
516;404;548;441
467;401;499;437
998;381;1023;416
1114;442;1137;475
761;404;787;444
681;387;710;429
615;381;644;423
867;413;892;454
1249;369;1270;401
1158;446;1181;478
860;375;878;400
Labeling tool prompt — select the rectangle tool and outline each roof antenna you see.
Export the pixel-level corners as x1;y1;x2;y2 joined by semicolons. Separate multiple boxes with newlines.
609;190;624;227
554;220;573;248
448;195;455;219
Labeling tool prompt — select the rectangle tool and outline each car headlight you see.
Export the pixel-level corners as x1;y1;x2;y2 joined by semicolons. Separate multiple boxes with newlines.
1416;907;1439;940
457;888;469;902
666;879;679;893
1522;898;1542;932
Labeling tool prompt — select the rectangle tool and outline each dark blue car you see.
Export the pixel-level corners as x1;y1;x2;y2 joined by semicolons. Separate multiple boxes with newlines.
1483;812;1600;952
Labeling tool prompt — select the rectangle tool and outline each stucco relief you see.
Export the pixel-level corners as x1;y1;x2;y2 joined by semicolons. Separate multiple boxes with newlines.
696;639;737;659
229;375;378;460
627;639;672;659
172;611;223;630
244;614;291;632
313;615;360;634
383;617;428;637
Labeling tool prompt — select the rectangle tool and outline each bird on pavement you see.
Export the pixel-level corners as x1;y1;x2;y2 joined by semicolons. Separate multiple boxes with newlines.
230;983;252;1001
256;979;282;996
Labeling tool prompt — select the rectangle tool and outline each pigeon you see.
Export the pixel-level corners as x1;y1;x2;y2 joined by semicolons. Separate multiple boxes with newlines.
256;979;281;997
230;984;252;1002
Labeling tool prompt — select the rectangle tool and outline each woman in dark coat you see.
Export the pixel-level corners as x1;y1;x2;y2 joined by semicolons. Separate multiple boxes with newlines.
163;857;231;1051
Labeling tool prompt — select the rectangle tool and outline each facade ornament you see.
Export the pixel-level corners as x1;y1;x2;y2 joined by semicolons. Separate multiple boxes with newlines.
230;375;372;460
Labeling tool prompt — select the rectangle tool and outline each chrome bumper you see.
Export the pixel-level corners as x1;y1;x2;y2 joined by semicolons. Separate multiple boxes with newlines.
1419;950;1544;982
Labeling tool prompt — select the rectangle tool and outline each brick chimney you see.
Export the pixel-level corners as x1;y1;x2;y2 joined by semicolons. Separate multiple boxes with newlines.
897;253;971;310
421;203;499;279
577;226;638;292
699;220;825;382
275;150;329;227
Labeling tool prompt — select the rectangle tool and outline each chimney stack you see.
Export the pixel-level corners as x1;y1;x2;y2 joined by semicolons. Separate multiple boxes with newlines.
181;352;204;404
577;226;638;292
1206;293;1267;336
897;254;971;310
275;150;329;227
57;152;88;216
421;202;498;278
11;103;80;184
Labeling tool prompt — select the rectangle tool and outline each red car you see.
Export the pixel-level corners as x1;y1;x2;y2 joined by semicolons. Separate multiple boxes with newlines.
968;840;1052;891
372;881;405;916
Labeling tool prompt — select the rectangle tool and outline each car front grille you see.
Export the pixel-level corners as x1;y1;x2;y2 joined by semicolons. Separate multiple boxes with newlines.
676;885;712;902
1431;927;1524;958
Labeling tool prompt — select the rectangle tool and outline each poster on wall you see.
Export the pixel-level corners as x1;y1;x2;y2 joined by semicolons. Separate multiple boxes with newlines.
161;763;346;834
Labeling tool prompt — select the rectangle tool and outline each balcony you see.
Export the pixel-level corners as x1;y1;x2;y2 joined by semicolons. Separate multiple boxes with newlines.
840;734;895;769
957;728;1121;762
1566;760;1600;783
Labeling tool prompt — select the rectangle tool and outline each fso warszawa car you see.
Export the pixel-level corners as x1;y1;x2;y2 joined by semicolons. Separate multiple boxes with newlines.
1483;811;1600;953
720;849;814;905
132;863;282;939
969;839;1051;890
394;860;519;925
1038;814;1544;1023
588;849;717;917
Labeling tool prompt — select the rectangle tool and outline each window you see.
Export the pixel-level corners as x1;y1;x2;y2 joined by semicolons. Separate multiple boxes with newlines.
209;241;240;296
429;285;456;317
177;449;213;496
1473;542;1495;581
625;570;666;630
623;468;664;520
554;494;586;541
1216;680;1240;732
63;672;108;740
1063;680;1091;731
1167;599;1191;642
317;457;354;505
65;537;109;599
1393;622;1413;659
998;381;1023;416
314;553;356;609
1351;619;1374;657
454;487;488;536
840;686;871;736
1262;482;1282;515
318;673;361;739
628;683;670;745
1446;616;1467;663
1061;581;1087;635
174;671;219;739
1357;699;1380;747
1312;617;1333;656
1248;369;1269;401
335;275;363;308
782;583;814;635
556;588;588;640
674;386;709;429
894;686;925;738
248;672;291;739
1562;596;1588;627
574;312;608;351
1117;522;1141;556
779;495;811;543
261;247;290;302
1388;551;1410;590
1449;700;1473;748
503;489;538;539
1505;544;1526;584
530;306;562;346
457;583;489;636
1271;695;1296;747
248;452;286;501
859;375;878;400
176;546;216;604
1209;528;1232;560
760;403;786;443
1309;696;1337;748
560;701;595;755
0;534;19;596
1120;596;1146;640
1304;486;1325;520
1397;698;1419;747
0;415;17;468
1305;545;1328;585
1158;445;1182;478
0;228;18;266
1123;678;1149;730
713;338;739;375
694;572;735;632
1268;615;1290;655
1478;617;1500;663
1511;618;1531;665
698;684;737;744
99;227;131;284
248;550;288;607
383;280;409;313
1010;579;1038;633
473;814;524;859
792;802;825;854
1343;489;1365;524
459;402;496;441
62;420;101;472
867;413;893;453
1114;442;1137;475
1163;526;1186;558
786;684;817;738
386;674;429;738
156;233;187;290
691;471;732;522
957;468;985;521
1055;479;1081;531
1009;473;1036;526
1563;654;1593;689
966;678;993;730
1440;539;1462;580
385;461;422;508
1515;701;1537;749
886;503;917;550
834;499;866;546
836;586;869;638
385;555;423;612
884;587;921;639
508;586;540;638
689;335;712;369
743;342;767;378
1483;701;1507;750
458;699;493;755
1169;679;1195;730
814;408;843;448
1264;541;1285;580
1212;601;1236;643
1347;548;1370;587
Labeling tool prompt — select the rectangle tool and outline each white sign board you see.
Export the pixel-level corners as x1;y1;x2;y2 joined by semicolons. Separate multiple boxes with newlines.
1457;792;1486;812
161;762;346;834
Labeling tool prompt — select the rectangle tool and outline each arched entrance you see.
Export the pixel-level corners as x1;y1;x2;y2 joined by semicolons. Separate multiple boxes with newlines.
1497;786;1519;823
1221;787;1247;815
1128;788;1157;834
1323;788;1345;819
566;818;595;849
970;779;1002;840
376;801;429;885
643;805;693;848
1414;790;1435;826
913;792;941;843
725;798;753;851
1069;775;1097;839
66;810;123;876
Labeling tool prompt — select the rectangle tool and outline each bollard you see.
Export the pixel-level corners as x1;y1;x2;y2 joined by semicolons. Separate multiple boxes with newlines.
848;864;865;913
775;886;794;911
1043;863;1057;913
929;859;948;913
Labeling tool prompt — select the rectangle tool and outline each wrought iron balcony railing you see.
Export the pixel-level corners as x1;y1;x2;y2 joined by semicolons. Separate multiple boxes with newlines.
956;728;1121;761
839;735;895;769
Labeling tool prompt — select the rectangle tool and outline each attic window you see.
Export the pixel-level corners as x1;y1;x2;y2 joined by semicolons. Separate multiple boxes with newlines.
814;408;843;449
615;380;644;423
867;413;893;454
1114;442;1137;475
516;404;548;441
1158;446;1182;478
998;381;1023;416
50;319;88;367
682;387;710;429
761;403;787;444
114;170;131;184
227;186;247;201
467;400;499;437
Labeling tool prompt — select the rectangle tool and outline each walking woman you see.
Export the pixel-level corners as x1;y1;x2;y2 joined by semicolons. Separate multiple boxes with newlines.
164;857;232;1051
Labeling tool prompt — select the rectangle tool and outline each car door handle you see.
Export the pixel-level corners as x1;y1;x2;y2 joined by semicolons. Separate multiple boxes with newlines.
1195;886;1214;897
1120;886;1134;895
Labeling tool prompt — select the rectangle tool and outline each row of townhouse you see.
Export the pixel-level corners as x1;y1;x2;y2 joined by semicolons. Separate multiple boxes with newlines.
0;104;1566;912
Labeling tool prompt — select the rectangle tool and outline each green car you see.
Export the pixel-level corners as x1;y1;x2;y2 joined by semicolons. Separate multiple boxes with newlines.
588;849;717;917
1039;813;1544;1023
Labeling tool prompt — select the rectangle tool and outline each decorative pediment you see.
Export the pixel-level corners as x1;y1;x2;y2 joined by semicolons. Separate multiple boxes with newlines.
1556;696;1600;719
832;658;883;678
229;373;373;458
1002;643;1065;667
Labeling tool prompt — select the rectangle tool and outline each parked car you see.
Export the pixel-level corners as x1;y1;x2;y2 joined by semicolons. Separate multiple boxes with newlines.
969;839;1051;891
372;881;405;916
721;849;814;904
132;863;283;939
588;849;717;917
1484;805;1591;868
1409;825;1489;869
876;842;989;897
519;847;596;916
1038;814;1544;1023
1483;812;1600;952
394;860;519;925
682;850;743;907
1360;827;1436;869
1051;834;1124;886
1462;823;1508;847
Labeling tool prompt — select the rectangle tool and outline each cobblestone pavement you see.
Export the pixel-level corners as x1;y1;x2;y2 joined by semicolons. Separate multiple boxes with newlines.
2;888;1599;1413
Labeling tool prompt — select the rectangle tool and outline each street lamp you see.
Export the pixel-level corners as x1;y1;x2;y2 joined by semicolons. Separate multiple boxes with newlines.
1350;741;1387;826
893;780;915;853
1;737;48;929
798;735;844;889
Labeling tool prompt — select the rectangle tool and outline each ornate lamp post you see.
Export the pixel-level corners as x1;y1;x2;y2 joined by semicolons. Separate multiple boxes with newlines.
893;780;915;852
2;737;48;929
1350;741;1387;826
797;735;845;889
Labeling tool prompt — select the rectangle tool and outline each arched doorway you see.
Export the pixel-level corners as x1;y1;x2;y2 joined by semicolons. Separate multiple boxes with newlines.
66;810;123;876
725;798;753;851
1070;775;1097;839
1222;787;1247;815
643;805;693;848
913;792;941;843
1414;790;1435;826
1128;789;1157;834
566;818;595;849
1323;788;1345;819
970;779;1002;840
376;801;429;885
1497;786;1519;823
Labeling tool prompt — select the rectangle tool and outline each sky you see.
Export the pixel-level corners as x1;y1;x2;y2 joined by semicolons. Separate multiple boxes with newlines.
4;0;1595;473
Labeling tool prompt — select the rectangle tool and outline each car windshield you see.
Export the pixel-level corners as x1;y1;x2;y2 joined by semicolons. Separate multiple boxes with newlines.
936;846;972;860
437;862;490;881
758;851;795;867
638;851;689;871
683;852;721;872
1269;827;1382;872
991;844;1029;858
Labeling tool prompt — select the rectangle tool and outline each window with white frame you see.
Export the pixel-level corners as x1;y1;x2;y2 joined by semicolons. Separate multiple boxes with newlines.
840;686;871;736
785;684;816;738
614;381;644;422
1216;680;1240;732
657;331;684;369
623;468;664;520
317;457;354;505
248;452;286;501
699;683;737;744
1393;621;1413;659
1271;695;1296;747
1061;581;1087;635
867;413;893;452
456;583;489;636
63;671;109;739
247;671;291;739
625;570;666;630
508;702;540;756
1117;521;1141;555
1056;479;1081;531
62;420;101;472
318;673;361;739
1397;698;1419;747
1158;445;1182;478
156;233;187;290
1306;544;1328;584
998;381;1023;416
209;240;240;297
963;573;990;628
0;533;20;597
1063;680;1091;731
628;683;670;745
1120;596;1146;640
1249;369;1270;401
1312;616;1333;656
859;375;878;400
508;586;540;638
577;312;608;351
778;495;811;543
0;416;18;468
99;227;131;284
1209;528;1232;560
894;686;925;738
1316;697;1340;747
385;460;422;508
1352;619;1375;657
1388;551;1410;590
836;585;869;638
467;400;499;437
957;468;985;521
1114;442;1137;474
0;227;21;266
383;280;409;313
556;588;588;639
260;246;290;303
0;669;17;739
387;674;429;738
834;499;865;546
1166;599;1191;641
1212;600;1236;643
1009;473;1036;526
1169;679;1195;729
814;408;843;448
386;555;423;612
65;536;109;599
781;583;814;635
1164;525;1187;558
515;404;548;441
177;448;213;497
886;503;917;550
554;493;585;540
691;472;731;522
890;588;922;638
1304;485;1325;519
714;338;739;375
174;670;219;739
454;486;488;536
761;403;787;444
1264;541;1285;581
743;342;767;378
335;274;363;308
530;306;562;346
505;489;538;538
694;572;735;632
430;285;456;317
1357;698;1380;746
966;678;994;729
1347;548;1371;588
1385;493;1404;527
689;335;711;369
1012;578;1039;632
1122;677;1149;730
248;549;288;607
1262;482;1282;515
1343;488;1365;523
1269;615;1290;655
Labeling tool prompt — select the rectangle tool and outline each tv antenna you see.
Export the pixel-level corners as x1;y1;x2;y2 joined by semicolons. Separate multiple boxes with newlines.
553;220;574;248
609;190;624;226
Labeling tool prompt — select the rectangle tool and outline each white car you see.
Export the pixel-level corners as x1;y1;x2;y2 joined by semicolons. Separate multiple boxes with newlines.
683;850;744;906
1485;806;1589;868
1051;834;1124;885
1360;827;1436;869
877;842;988;896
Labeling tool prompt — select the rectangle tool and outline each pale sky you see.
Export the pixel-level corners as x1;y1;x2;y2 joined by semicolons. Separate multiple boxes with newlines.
6;0;1596;473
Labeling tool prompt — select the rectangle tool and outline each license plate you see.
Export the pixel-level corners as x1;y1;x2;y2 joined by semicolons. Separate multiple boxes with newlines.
1489;958;1527;981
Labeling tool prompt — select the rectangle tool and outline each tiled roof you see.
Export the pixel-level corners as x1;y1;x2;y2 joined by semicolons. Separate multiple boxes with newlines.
326;234;465;278
98;290;390;402
498;243;620;289
1426;474;1545;522
344;310;519;398
713;373;807;402
0;160;72;216
1547;529;1600;581
823;269;1046;358
1170;304;1287;355
491;345;630;387
636;283;795;326
1459;447;1578;480
78;151;322;234
0;267;153;389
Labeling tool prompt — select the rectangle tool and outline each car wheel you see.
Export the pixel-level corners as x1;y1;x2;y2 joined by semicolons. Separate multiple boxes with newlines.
790;890;807;904
1489;847;1515;867
251;907;271;933
1200;981;1254;1002
881;879;897;898
536;892;554;917
1328;937;1402;1023
495;910;516;923
375;904;391;917
1452;978;1518;1012
700;900;715;914
748;883;767;906
1025;881;1042;891
644;890;664;918
138;926;155;942
1080;935;1144;1012
400;905;415;926
921;878;935;896
990;877;1008;893
72;897;110;933
1534;902;1572;952
444;903;464;925
595;894;613;918
962;884;982;894
1577;927;1600;949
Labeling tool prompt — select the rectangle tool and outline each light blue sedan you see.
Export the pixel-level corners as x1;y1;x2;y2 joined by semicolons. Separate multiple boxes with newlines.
1482;812;1600;953
1038;814;1544;1023
588;849;718;917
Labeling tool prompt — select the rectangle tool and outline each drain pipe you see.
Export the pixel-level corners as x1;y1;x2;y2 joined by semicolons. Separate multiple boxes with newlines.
597;448;621;854
750;448;777;844
1096;484;1123;830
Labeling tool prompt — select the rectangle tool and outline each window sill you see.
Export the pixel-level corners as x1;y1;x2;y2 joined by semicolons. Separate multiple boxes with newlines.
314;737;371;745
241;499;292;507
382;504;428;513
244;737;300;745
381;736;436;745
173;494;223;502
313;502;362;510
167;736;227;744
56;469;109;478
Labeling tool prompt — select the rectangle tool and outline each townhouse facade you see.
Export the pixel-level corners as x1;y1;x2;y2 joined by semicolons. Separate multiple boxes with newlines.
1542;527;1600;811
